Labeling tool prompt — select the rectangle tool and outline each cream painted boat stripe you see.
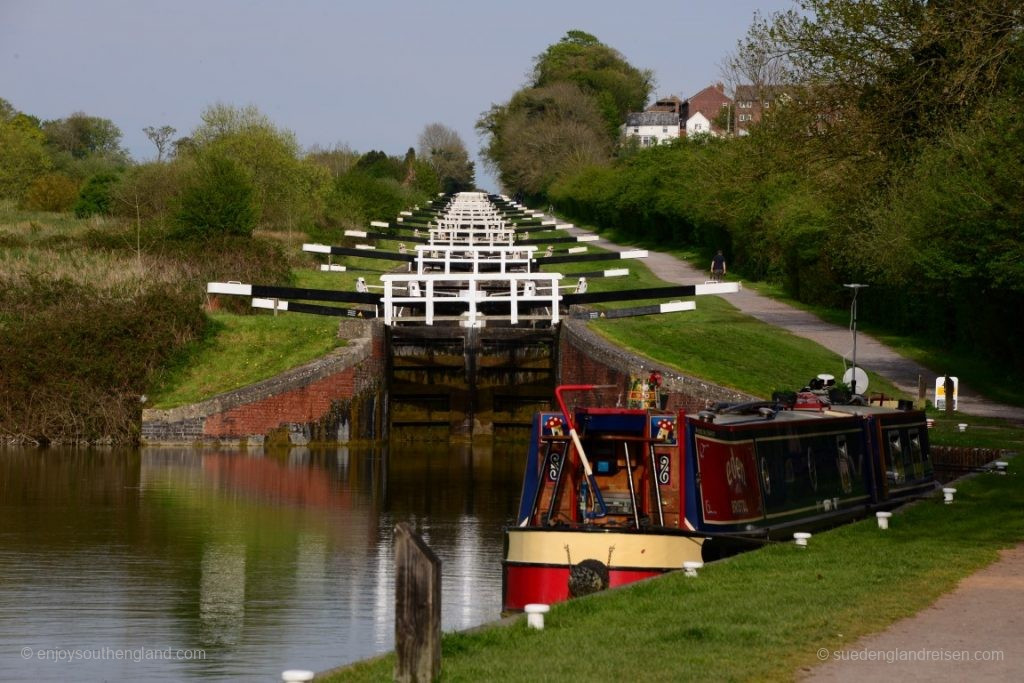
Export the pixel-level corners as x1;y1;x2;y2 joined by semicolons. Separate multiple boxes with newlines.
506;529;703;568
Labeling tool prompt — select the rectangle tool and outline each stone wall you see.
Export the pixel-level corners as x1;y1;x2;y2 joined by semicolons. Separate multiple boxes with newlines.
141;320;386;445
559;318;756;412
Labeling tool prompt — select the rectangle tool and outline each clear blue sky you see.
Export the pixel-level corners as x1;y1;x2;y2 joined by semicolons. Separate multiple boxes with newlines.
0;0;793;191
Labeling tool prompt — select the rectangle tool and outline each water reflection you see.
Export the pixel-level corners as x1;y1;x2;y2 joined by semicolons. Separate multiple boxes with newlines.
0;443;525;681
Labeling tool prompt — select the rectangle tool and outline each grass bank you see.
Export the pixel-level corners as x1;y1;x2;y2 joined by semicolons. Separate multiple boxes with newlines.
0;202;291;443
580;221;1024;407
539;242;903;399
327;453;1022;682
147;312;345;409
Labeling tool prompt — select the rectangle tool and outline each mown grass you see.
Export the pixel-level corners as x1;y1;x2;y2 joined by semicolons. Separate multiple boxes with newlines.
534;234;903;399
591;296;904;400
144;246;409;409
924;412;1024;450
326;455;1023;682
146;311;345;409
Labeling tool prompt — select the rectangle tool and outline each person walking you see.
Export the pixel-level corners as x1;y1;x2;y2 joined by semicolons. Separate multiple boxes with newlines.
710;250;727;282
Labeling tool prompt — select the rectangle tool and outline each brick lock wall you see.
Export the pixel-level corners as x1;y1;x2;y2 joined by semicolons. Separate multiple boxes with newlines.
142;321;386;445
202;366;360;437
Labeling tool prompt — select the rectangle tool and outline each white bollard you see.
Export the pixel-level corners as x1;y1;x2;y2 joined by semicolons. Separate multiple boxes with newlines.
793;532;812;548
876;511;892;530
683;561;704;577
524;603;550;630
994;461;1009;475
958;423;968;432
943;487;957;504
282;670;315;683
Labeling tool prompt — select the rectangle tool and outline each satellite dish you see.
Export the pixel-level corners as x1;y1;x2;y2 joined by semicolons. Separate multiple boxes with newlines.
842;367;869;394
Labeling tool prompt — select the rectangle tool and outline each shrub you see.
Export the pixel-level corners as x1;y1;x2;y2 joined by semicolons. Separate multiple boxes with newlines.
73;172;120;217
21;173;79;212
173;155;257;239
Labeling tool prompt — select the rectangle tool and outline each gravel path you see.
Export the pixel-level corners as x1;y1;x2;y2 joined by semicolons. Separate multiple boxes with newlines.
802;543;1024;682
556;221;1024;420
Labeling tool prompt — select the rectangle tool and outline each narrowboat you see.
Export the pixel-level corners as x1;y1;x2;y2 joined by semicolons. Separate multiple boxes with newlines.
502;384;935;611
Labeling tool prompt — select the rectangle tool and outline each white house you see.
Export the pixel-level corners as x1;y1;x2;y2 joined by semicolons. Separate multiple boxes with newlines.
622;111;681;147
685;111;713;137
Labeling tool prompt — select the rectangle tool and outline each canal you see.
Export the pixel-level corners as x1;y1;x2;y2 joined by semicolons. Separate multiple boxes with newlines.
0;444;526;681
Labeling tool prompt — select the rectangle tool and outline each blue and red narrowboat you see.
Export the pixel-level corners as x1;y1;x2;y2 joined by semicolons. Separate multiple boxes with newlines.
502;384;935;611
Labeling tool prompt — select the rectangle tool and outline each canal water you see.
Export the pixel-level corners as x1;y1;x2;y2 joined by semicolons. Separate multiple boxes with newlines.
0;444;526;681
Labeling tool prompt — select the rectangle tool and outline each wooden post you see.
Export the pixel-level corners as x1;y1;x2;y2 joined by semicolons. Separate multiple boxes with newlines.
944;375;954;416
394;522;441;683
917;374;925;409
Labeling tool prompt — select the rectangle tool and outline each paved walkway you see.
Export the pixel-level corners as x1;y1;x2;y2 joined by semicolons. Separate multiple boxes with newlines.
803;543;1024;682
558;222;1024;420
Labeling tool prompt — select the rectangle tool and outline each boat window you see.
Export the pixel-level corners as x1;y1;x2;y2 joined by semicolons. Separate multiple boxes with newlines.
908;428;924;479
887;429;906;484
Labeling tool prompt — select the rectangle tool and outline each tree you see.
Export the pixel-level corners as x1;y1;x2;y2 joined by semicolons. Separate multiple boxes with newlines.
478;31;650;197
417;123;475;192
0;122;52;200
353;150;406;180
532;30;654;137
187;103;328;230
110;161;187;223
478;82;613;197
174;155;257;239
747;0;1024;159
42;112;126;160
721;11;792;95
143;125;177;162
306;143;359;178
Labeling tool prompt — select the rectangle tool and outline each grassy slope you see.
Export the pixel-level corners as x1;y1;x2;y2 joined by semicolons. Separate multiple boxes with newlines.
146;251;408;409
541;244;903;399
147;311;345;409
327;455;1023;682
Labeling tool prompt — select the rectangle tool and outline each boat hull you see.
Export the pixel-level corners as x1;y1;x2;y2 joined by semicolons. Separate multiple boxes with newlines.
502;527;703;611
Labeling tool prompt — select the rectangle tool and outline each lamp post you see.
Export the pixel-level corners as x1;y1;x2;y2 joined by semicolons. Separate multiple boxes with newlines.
844;284;868;396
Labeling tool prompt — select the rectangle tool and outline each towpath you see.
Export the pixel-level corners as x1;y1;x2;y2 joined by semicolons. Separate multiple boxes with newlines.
802;543;1024;682
557;221;1024;420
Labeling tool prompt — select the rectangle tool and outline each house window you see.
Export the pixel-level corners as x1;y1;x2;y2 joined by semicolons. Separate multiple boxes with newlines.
763;101;771;109
633;127;639;133
662;127;668;133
